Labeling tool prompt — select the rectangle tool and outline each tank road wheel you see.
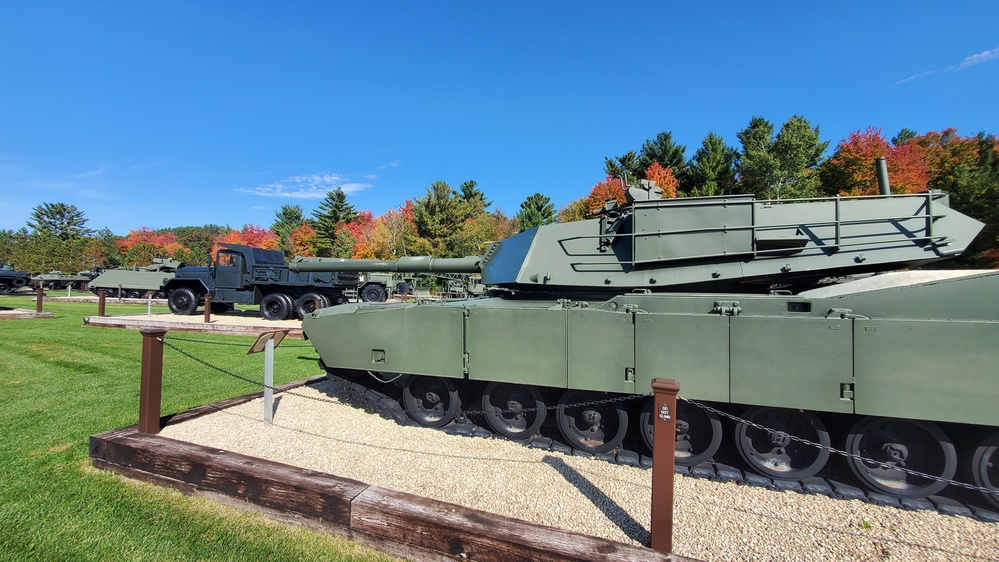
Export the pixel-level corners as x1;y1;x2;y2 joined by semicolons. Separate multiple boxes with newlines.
402;376;461;428
260;293;292;320
152;291;166;299
0;283;10;294
972;431;999;509
845;417;957;499
360;283;387;303
735;407;831;480
167;287;200;315
126;290;143;299
47;281;60;290
481;382;546;440
556;390;629;454
641;398;723;466
295;292;328;318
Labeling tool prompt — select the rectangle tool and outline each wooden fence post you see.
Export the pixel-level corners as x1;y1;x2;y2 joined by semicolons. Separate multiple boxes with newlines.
204;294;212;323
138;328;167;434
98;289;107;317
650;378;680;554
35;286;44;313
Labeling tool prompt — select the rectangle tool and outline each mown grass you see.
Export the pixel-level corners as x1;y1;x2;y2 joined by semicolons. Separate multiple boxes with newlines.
0;295;399;562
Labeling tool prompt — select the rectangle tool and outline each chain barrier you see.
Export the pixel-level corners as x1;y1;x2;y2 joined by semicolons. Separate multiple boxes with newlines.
161;338;339;405
680;396;996;497
164;335;315;348
161;337;996;500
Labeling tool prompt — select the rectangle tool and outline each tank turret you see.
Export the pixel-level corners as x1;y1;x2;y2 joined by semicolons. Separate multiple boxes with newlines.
291;187;984;294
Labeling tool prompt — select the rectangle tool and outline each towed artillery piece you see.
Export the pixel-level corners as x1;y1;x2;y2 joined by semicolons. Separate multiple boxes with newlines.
290;179;999;507
88;257;185;299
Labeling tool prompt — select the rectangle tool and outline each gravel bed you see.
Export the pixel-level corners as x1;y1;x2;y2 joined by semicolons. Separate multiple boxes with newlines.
159;378;999;562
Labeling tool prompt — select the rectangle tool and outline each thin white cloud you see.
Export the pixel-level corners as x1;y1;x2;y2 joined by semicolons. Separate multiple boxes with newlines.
75;168;107;178
235;172;373;199
949;47;999;71
897;46;999;84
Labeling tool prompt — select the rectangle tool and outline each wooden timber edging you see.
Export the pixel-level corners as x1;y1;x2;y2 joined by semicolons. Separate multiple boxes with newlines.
83;315;304;338
89;380;695;562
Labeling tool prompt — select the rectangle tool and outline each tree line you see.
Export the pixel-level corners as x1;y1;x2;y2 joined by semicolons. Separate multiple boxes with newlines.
2;116;997;274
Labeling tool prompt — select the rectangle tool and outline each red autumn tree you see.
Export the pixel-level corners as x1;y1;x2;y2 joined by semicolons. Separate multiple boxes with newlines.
820;127;929;196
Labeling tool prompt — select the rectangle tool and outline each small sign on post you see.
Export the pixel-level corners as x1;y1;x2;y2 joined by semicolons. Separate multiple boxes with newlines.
650;378;680;555
248;330;289;425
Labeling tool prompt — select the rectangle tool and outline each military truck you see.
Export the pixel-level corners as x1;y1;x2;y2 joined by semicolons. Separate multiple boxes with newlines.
162;243;360;320
0;261;32;294
88;257;185;298
356;271;484;301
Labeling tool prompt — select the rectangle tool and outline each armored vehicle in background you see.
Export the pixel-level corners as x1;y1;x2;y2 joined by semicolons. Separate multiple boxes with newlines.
290;178;999;507
88;257;185;298
31;269;99;290
0;261;32;294
356;271;484;302
163;243;360;319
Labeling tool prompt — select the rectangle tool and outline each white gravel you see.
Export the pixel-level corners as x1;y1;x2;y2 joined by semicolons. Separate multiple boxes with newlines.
159;378;999;562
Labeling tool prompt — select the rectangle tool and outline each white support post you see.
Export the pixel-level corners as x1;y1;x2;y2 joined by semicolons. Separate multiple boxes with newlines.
147;294;153;316
264;338;274;425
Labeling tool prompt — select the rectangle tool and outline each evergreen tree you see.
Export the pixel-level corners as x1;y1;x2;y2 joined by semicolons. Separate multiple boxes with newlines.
603;151;640;182
271;204;309;256
458;180;491;215
412;181;471;256
736;116;827;199
312;188;358;257
516;193;556;232
27;202;94;240
687;132;738;196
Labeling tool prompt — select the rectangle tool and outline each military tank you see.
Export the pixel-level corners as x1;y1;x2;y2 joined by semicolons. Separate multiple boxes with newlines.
0;261;33;294
31;269;99;290
289;179;998;507
88;257;185;298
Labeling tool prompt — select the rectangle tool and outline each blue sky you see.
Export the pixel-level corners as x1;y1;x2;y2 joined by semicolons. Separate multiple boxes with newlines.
2;1;997;236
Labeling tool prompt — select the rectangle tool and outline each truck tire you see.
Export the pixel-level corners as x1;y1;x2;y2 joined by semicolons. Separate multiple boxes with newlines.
360;283;387;303
260;293;292;320
168;287;200;315
295;292;328;318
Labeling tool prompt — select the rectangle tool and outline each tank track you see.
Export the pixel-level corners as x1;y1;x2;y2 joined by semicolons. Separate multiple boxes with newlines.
323;373;999;524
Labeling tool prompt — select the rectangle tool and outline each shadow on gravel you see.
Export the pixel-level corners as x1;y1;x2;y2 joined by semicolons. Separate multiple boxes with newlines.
542;455;650;545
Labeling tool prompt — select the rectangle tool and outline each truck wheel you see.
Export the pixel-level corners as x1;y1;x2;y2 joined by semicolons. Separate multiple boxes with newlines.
360;283;387;302
260;293;292;320
168;287;200;315
332;291;350;305
295;292;327;318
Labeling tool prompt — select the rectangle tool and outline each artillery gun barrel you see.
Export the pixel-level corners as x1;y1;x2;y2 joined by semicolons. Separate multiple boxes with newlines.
290;256;482;275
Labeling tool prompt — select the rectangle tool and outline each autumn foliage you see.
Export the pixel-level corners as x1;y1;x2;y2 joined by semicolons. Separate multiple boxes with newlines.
586;177;627;213
821;127;929;196
212;225;280;256
644;161;679;198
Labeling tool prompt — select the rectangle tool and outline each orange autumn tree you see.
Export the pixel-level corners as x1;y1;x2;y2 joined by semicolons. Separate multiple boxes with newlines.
213;225;280;256
644;161;679;198
820;127;929;196
289;223;318;257
117;227;185;265
586;177;627;213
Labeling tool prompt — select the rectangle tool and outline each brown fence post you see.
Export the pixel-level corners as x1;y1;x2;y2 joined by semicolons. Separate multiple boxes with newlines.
98;289;107;317
139;328;167;434
35;286;44;313
314;295;323;310
650;378;680;554
203;294;212;323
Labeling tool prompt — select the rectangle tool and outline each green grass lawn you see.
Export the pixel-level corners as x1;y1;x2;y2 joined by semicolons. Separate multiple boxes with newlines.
0;295;399;562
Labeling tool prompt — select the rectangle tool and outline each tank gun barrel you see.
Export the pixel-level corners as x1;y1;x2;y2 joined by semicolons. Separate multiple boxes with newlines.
290;256;482;275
